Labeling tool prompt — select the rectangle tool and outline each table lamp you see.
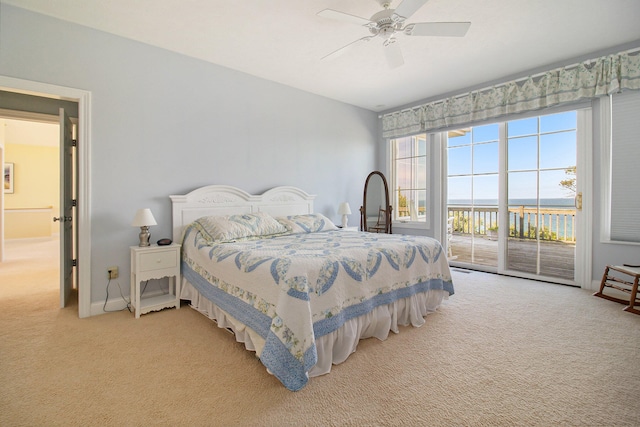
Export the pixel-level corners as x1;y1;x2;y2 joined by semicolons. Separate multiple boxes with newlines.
132;208;157;246
338;202;352;228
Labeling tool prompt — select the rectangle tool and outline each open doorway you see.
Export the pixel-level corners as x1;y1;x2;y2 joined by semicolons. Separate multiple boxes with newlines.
1;117;61;300
0;77;91;318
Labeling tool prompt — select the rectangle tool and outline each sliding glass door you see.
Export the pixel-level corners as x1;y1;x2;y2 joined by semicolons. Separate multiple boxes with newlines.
447;124;499;269
505;112;577;280
447;110;584;284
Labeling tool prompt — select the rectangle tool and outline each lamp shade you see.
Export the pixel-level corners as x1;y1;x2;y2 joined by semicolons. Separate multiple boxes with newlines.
338;202;352;215
131;208;157;227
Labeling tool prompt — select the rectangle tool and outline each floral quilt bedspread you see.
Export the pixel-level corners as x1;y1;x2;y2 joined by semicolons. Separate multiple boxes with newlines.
181;226;454;391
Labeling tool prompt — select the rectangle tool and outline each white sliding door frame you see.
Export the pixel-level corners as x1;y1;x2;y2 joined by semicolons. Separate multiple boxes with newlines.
439;105;593;288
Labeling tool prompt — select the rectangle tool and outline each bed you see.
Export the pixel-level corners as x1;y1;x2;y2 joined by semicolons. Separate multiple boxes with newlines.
171;185;454;391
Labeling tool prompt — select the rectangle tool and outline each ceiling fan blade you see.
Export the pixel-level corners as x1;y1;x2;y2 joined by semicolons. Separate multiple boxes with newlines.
321;36;375;61
383;39;404;69
405;22;471;37
392;0;430;22
317;9;373;26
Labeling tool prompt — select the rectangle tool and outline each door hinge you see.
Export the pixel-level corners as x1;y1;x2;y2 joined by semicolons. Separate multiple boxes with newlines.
72;199;77;207
72;259;78;267
72;139;78;147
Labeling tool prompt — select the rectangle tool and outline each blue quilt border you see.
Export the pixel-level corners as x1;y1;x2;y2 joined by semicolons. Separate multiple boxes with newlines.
182;261;453;391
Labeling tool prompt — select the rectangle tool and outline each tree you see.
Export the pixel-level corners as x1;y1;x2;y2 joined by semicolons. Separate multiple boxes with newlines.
397;188;408;218
559;166;576;195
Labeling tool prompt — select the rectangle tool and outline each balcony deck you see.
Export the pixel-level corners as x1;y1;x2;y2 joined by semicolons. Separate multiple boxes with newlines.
449;233;576;280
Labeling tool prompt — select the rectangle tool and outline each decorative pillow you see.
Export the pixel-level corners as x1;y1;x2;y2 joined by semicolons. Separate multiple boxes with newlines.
276;213;338;234
193;212;287;243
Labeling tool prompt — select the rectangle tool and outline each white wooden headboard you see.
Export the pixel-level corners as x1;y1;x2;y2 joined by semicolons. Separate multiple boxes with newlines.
169;185;316;243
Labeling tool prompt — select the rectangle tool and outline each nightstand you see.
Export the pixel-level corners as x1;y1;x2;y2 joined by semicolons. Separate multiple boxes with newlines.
130;244;181;318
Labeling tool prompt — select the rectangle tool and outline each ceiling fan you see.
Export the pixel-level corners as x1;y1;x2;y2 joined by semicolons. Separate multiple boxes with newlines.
317;0;471;68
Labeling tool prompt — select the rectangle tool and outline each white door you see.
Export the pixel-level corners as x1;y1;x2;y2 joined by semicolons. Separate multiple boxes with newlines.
59;108;74;307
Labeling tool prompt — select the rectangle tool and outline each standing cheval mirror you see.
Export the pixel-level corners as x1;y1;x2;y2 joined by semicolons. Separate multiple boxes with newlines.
360;171;392;233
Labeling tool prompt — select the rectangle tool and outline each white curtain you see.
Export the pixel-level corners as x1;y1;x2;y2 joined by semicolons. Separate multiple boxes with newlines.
382;50;640;138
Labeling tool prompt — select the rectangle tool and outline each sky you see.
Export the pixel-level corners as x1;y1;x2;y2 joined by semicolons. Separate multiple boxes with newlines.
447;110;577;203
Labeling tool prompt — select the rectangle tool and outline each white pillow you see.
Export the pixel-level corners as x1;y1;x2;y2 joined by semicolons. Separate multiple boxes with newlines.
276;213;338;234
193;212;287;242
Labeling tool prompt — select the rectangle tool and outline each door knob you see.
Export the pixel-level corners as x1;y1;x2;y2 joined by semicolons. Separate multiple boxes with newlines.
53;216;72;222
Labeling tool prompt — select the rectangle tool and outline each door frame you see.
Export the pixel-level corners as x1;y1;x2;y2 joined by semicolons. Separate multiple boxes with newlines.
573;108;593;288
0;75;92;317
440;107;593;289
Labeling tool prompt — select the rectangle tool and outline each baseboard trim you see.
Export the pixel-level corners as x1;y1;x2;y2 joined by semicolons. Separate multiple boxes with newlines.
90;297;129;316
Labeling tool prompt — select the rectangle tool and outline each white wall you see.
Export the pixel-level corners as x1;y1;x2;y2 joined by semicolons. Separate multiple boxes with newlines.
0;5;378;307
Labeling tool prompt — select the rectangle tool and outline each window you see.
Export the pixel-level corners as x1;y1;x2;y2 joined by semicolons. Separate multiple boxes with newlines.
390;134;428;223
605;91;640;243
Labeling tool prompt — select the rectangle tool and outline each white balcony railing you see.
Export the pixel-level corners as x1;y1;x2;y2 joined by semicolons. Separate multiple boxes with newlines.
448;205;576;242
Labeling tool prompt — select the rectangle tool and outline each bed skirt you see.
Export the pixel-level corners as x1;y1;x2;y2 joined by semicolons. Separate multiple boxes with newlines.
181;279;448;379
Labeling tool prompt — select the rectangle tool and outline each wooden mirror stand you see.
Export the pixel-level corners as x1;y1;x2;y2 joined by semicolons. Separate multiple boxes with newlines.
360;171;392;233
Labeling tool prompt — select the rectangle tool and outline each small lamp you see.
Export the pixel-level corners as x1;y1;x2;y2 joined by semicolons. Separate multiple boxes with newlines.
338;202;352;228
132;208;157;247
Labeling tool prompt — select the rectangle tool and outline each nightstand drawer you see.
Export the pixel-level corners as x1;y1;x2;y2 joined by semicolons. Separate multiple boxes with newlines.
139;250;177;271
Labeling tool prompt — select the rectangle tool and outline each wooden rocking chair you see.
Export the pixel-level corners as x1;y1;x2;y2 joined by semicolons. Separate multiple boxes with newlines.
594;265;640;315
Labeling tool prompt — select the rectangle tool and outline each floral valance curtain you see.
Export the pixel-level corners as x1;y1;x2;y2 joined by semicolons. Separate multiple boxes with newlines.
382;50;640;138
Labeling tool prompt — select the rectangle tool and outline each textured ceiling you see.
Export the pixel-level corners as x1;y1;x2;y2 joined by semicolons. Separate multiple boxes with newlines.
4;0;640;112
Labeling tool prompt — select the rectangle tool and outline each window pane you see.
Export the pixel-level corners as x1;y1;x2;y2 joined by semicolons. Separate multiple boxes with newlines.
396;137;411;158
448;129;471;147
417;156;426;186
416;190;427;217
540;131;575;169
473;174;498;204
396;158;412;189
508;171;538;203
539;169;575;202
396;189;411;219
540;111;576;133
417;136;427;156
392;133;429;223
508;136;538;171
473;142;498;174
448;145;471;175
508;117;538;137
448;176;471;204
473;124;498;142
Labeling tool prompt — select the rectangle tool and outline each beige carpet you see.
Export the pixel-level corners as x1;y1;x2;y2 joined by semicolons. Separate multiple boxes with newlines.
1;238;639;426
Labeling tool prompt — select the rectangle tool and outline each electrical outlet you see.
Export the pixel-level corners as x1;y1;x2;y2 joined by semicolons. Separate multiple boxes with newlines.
108;266;119;279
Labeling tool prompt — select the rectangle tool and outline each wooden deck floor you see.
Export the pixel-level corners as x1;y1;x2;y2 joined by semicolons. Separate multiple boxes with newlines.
449;234;575;281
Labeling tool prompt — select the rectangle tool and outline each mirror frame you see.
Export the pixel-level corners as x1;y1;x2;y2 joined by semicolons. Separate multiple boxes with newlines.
360;171;392;233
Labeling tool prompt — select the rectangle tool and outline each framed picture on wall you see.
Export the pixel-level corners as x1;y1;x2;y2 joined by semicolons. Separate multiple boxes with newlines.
4;163;14;193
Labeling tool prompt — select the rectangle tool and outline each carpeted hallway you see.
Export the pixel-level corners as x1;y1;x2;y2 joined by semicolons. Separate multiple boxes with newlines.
1;237;639;426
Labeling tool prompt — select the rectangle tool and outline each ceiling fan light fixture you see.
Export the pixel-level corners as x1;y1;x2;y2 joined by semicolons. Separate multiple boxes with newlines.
318;0;470;68
378;26;397;39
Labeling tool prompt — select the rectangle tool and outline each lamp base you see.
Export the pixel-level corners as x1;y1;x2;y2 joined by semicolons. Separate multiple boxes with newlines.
341;215;348;228
138;226;151;247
